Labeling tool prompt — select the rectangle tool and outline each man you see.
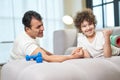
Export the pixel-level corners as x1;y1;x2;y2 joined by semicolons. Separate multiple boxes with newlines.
10;10;82;62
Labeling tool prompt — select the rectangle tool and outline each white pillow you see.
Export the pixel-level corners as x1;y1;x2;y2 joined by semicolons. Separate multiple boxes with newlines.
65;45;120;56
111;45;120;56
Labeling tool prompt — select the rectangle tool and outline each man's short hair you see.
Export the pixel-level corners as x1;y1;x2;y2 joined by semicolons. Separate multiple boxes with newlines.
22;10;42;30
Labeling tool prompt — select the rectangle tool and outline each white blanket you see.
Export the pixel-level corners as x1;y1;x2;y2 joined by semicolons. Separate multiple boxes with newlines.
1;56;120;80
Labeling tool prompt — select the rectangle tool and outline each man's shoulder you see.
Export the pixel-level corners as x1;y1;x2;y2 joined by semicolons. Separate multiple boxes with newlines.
14;32;30;44
15;32;25;40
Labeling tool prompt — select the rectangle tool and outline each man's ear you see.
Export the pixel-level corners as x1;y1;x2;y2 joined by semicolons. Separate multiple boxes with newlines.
26;27;30;31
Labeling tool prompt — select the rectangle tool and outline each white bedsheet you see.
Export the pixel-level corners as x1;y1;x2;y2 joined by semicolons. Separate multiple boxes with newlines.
1;56;120;80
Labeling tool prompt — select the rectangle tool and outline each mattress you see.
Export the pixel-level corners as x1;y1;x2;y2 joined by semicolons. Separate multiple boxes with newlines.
1;56;120;80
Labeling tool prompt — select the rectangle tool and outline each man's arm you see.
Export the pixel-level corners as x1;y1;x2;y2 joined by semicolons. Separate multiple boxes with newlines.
32;47;82;62
40;47;52;55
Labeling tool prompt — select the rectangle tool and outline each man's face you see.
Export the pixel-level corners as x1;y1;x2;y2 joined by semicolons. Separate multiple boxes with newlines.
26;18;44;39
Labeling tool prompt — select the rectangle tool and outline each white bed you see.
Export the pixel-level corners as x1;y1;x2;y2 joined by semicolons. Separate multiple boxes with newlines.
1;27;120;80
1;56;120;80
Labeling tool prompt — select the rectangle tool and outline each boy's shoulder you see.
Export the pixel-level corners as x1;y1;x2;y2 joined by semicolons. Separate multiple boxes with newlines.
77;33;84;37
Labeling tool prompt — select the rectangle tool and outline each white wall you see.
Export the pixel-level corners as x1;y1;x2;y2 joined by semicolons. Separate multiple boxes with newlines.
0;66;1;80
0;0;86;64
63;0;86;29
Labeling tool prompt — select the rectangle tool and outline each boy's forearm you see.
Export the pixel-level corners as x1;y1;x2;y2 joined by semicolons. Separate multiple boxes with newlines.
104;36;112;57
83;49;91;58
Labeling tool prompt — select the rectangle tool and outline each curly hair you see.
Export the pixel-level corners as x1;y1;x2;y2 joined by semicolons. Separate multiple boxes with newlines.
74;8;97;32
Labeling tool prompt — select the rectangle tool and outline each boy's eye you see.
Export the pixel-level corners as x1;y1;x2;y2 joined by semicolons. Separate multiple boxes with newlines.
89;22;92;25
82;25;86;27
83;25;86;27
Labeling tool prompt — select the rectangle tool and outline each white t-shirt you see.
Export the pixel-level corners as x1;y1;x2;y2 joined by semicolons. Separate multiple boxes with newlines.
77;31;105;58
10;31;40;60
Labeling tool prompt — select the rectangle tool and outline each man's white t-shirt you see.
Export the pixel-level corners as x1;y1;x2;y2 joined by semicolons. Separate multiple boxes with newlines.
77;31;105;58
10;31;40;60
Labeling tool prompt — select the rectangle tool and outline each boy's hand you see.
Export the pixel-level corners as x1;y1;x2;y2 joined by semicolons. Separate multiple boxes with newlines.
103;29;112;38
71;47;84;58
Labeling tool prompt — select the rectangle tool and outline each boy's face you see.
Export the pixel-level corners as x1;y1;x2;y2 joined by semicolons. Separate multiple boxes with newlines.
80;20;95;37
26;17;44;39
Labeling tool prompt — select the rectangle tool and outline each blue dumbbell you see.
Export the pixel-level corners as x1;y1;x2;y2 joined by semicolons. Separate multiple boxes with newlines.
25;52;43;63
26;52;42;60
36;57;43;63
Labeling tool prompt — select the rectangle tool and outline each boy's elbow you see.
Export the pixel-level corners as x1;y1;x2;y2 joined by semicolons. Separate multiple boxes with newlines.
104;54;112;58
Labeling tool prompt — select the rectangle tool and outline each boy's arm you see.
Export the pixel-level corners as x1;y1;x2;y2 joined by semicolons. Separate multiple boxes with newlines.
71;47;91;58
71;47;84;58
83;49;91;58
103;29;112;58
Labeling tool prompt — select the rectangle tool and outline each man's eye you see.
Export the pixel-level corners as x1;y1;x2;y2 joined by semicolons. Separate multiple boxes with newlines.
36;26;40;29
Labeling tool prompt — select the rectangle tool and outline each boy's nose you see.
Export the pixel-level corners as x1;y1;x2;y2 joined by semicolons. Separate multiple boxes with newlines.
86;25;90;29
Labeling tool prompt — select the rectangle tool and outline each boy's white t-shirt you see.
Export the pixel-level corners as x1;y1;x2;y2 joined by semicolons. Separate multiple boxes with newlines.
10;31;40;60
77;31;105;58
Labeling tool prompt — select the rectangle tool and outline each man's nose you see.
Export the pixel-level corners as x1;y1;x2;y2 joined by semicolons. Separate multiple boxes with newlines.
40;26;44;30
